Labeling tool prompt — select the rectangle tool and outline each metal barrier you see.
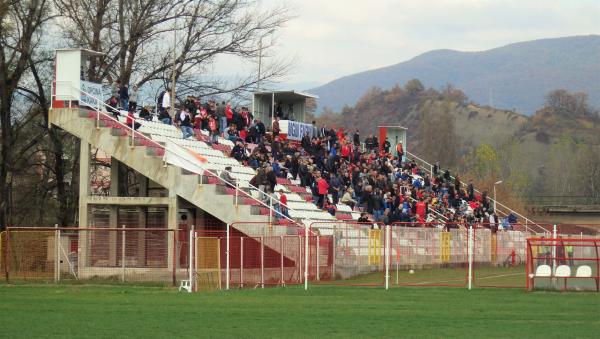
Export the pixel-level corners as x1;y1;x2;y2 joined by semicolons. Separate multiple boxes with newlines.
4;223;600;291
3;227;181;285
226;222;307;289
308;221;387;286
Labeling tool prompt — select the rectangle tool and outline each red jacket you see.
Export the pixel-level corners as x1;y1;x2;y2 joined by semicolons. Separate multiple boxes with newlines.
317;178;329;195
225;106;233;120
416;201;427;218
341;145;350;157
126;112;135;126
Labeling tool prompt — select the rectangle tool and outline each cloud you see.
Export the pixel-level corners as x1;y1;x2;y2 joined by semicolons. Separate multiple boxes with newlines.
215;0;600;87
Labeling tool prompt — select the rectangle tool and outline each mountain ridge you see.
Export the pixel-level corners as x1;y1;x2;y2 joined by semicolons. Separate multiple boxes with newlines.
310;35;600;115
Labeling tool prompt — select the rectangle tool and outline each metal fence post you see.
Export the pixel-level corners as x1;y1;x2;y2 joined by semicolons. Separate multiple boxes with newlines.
226;223;230;290
130;118;135;148
280;235;284;286
385;225;390;290
304;226;309;290
235;182;239;206
4;228;9;283
316;235;320;281
96;99;100;129
552;224;557;274
240;237;244;288
55;224;59;283
189;225;194;293
260;236;264;289
468;226;474;290
268;196;273;226
121;225;126;283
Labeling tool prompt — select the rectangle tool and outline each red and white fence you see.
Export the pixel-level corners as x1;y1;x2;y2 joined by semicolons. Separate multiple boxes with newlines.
2;223;599;291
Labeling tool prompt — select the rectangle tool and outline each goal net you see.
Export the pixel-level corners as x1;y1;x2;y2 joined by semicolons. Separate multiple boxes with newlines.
526;237;599;292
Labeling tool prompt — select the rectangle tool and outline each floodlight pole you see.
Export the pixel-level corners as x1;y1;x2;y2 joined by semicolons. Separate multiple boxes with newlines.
256;29;274;92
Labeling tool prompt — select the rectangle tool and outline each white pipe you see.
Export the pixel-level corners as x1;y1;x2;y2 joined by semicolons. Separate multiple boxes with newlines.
552;224;557;274
260;236;264;288
304;225;309;290
226;223;230;290
269;196;273;225
96;99;100;129
316;235;320;281
55;224;59;283
468;226;474;290
121;225;126;283
385;225;390;290
280;235;284;286
236;182;240;206
188;225;194;293
240;237;244;288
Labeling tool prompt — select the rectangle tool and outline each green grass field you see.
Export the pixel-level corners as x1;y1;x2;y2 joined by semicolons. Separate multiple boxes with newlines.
1;284;598;338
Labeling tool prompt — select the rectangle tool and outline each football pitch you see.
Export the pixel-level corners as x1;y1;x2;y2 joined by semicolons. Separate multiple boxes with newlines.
1;284;598;338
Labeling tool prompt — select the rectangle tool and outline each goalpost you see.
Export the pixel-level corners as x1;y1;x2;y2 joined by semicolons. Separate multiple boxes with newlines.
526;237;599;292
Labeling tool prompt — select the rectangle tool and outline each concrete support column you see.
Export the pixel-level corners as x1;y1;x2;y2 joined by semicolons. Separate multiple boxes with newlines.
110;158;120;197
167;192;179;271
78;142;91;271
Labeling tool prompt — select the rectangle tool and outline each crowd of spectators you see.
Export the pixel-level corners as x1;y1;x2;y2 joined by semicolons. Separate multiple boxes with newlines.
105;84;513;231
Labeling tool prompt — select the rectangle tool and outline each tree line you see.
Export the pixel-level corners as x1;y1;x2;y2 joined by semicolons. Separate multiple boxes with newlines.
315;79;600;212
0;0;292;229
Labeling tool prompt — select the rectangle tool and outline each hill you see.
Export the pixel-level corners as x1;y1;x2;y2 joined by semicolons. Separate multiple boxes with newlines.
314;82;600;202
310;35;600;115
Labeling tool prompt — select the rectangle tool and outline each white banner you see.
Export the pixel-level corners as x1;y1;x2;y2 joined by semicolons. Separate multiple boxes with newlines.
283;120;313;141
80;80;104;108
163;139;207;175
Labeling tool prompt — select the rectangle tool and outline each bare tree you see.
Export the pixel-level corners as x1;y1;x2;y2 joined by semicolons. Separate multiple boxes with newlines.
0;0;56;229
54;0;293;99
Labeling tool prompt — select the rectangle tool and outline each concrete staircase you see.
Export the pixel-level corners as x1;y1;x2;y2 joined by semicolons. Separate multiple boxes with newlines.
49;107;289;237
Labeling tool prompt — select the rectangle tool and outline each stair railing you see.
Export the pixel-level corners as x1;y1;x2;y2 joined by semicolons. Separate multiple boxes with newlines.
404;150;547;234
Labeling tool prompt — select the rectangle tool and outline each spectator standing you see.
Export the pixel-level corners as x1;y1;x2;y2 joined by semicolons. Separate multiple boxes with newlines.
129;85;138;111
276;189;291;219
383;138;391;153
217;101;226;133
161;89;171;114
119;84;129;110
353;130;360;145
179;109;193;139
208;115;219;144
396;141;404;160
111;80;120;98
272;116;280;137
317;174;329;209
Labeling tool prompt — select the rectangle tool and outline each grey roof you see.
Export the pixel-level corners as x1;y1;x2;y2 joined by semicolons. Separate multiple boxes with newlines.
254;90;319;100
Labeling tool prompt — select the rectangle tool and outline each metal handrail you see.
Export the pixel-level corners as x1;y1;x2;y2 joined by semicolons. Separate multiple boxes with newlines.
403;195;448;221
60;82;307;227
403;150;547;234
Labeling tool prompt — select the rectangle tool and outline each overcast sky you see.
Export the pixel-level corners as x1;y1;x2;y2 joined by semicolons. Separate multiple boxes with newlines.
215;0;600;89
